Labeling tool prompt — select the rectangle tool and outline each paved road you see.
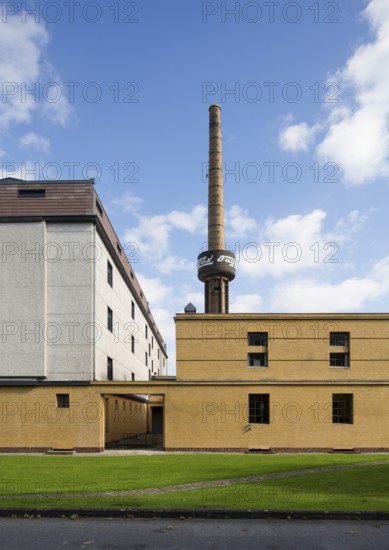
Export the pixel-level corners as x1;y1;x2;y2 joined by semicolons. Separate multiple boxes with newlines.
1;518;389;549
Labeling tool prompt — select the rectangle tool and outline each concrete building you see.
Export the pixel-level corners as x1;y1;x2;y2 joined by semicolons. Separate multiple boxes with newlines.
0;177;167;448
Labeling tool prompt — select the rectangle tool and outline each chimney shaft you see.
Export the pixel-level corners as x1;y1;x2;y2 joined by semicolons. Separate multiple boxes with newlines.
208;104;224;250
197;105;236;314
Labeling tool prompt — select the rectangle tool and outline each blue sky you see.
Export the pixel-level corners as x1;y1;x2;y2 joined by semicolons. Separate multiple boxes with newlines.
1;0;389;372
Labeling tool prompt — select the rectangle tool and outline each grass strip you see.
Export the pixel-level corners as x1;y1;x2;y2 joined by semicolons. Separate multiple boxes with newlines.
1;454;389;510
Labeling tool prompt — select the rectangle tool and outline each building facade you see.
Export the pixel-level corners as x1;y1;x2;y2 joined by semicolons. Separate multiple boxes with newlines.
170;312;389;451
0;177;167;449
0;177;167;383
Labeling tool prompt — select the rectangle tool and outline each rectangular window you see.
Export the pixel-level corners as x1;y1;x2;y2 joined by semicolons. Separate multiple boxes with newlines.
330;352;349;367
131;372;135;381
107;307;113;332
107;357;113;380
131;300;135;320
248;332;268;346
145;324;148;339
152;336;154;349
148;344;151;356
332;394;353;424
248;353;268;367
158;349;160;359
56;394;69;408
131;335;135;354
19;189;45;197
248;394;269;424
107;261;113;287
330;332;349;346
145;352;148;366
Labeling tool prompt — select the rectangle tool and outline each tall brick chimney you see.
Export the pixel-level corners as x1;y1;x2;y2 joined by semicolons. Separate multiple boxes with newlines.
197;105;236;313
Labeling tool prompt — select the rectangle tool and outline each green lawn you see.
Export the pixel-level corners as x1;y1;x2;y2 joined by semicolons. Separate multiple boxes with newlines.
0;454;388;510
127;465;389;512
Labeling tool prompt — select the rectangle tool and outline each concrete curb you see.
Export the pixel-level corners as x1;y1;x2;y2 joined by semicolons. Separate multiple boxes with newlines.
1;508;389;520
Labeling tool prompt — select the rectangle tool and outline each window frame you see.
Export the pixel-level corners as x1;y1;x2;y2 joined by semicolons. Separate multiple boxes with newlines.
56;394;70;408
107;260;113;287
107;306;113;332
131;334;135;354
248;394;270;424
131;300;135;320
330;332;349;346
248;352;268;367
247;332;268;346
107;357;113;380
330;352;349;367
332;394;353;424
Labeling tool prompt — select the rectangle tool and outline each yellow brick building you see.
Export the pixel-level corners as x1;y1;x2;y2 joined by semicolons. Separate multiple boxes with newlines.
1;311;389;452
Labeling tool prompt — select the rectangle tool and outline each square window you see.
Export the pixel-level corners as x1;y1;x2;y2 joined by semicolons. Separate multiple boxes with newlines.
330;332;349;346
248;353;268;367
332;394;353;424
248;332;268;346
56;394;69;408
107;307;113;332
248;394;269;424
330;352;349;367
107;261;113;287
107;357;113;380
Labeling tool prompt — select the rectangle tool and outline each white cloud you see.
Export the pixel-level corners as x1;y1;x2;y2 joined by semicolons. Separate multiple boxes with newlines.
166;205;207;233
157;256;195;274
239;208;369;279
279;122;320;152
112;192;143;214
0;14;72;129
122;201;207;272
19;132;50;154
230;294;263;313
281;0;389;185
317;106;389;184
124;214;173;259
136;274;173;306
271;256;389;312
226;205;258;238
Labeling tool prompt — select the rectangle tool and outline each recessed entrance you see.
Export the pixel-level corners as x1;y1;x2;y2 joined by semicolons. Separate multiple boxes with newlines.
104;393;164;450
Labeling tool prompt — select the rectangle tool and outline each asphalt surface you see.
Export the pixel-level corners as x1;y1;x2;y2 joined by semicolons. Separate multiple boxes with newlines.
1;518;389;550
